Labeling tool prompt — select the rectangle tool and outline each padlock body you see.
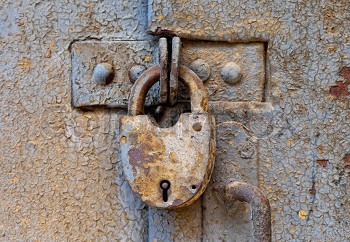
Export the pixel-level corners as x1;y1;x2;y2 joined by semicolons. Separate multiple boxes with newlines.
120;113;215;208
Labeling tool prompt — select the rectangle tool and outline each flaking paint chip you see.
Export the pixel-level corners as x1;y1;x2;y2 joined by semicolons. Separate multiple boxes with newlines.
298;210;307;220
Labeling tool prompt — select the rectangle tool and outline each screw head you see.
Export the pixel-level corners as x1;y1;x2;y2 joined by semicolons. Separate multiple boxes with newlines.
129;65;146;83
189;59;210;82
221;62;242;84
92;63;114;84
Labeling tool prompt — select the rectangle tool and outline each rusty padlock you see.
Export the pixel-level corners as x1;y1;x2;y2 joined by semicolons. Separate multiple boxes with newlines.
120;64;216;209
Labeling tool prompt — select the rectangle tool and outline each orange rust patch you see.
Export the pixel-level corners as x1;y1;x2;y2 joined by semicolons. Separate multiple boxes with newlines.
316;159;328;168
120;136;126;144
120;113;215;208
309;188;316;195
127;131;165;176
343;154;350;164
317;145;324;155
329;67;350;98
18;58;32;71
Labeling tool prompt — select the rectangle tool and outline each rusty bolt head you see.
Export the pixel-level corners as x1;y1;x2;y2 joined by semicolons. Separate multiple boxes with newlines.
92;63;114;84
129;65;146;83
189;59;210;82
221;62;242;84
192;122;202;132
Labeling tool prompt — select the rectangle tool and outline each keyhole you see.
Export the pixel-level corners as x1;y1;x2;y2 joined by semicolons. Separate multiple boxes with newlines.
160;180;170;202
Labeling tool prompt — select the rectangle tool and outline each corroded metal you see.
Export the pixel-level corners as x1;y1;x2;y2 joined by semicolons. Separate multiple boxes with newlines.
121;65;215;208
159;38;168;104
189;59;210;82
225;182;271;242
169;37;181;105
221;62;242;84
71;41;159;108
128;65;146;83
72;41;264;108
2;0;350;240
128;65;209;116
92;63;114;85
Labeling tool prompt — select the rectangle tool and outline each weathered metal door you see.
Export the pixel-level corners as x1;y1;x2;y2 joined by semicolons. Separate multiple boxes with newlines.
1;0;349;241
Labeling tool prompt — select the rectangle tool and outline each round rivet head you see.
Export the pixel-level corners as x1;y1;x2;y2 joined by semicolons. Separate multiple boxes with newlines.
189;59;210;82
129;65;146;83
92;63;114;84
192;122;202;132
221;62;242;84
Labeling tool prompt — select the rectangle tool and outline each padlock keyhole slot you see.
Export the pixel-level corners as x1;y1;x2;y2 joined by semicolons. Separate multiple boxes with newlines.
160;180;171;202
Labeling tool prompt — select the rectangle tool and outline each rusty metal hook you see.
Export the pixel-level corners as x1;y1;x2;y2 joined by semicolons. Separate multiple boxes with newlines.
225;182;272;242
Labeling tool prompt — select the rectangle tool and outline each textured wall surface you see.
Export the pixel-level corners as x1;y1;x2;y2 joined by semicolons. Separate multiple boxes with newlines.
0;0;151;240
148;0;350;241
0;0;349;241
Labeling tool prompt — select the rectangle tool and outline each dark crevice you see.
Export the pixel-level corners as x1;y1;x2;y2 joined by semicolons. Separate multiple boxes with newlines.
262;41;269;102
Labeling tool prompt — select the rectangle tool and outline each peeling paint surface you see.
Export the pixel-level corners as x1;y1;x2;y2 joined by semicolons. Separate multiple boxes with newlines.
149;0;350;241
0;0;151;240
0;0;349;241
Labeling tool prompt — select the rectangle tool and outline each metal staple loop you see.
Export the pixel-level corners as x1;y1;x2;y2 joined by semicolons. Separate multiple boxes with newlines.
158;36;180;105
159;37;168;104
169;37;181;105
225;182;272;242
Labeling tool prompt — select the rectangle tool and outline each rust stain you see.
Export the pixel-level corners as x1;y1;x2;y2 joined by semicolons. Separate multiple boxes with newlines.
128;65;208;116
343;154;350;164
18;58;32;71
317;145;324;155
121;63;214;208
144;55;152;62
299;210;308;220
121;113;215;209
316;159;328;168
309;188;316;195
329;67;350;98
286;139;293;146
171;199;184;207
127;132;165;176
128;148;152;175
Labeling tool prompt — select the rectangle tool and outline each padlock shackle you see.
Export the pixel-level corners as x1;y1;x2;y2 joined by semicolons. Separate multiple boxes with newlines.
128;64;208;116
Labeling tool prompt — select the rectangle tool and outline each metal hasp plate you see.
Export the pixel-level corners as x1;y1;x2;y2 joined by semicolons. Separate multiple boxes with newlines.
120;65;216;209
71;41;265;107
71;41;158;108
181;40;265;102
